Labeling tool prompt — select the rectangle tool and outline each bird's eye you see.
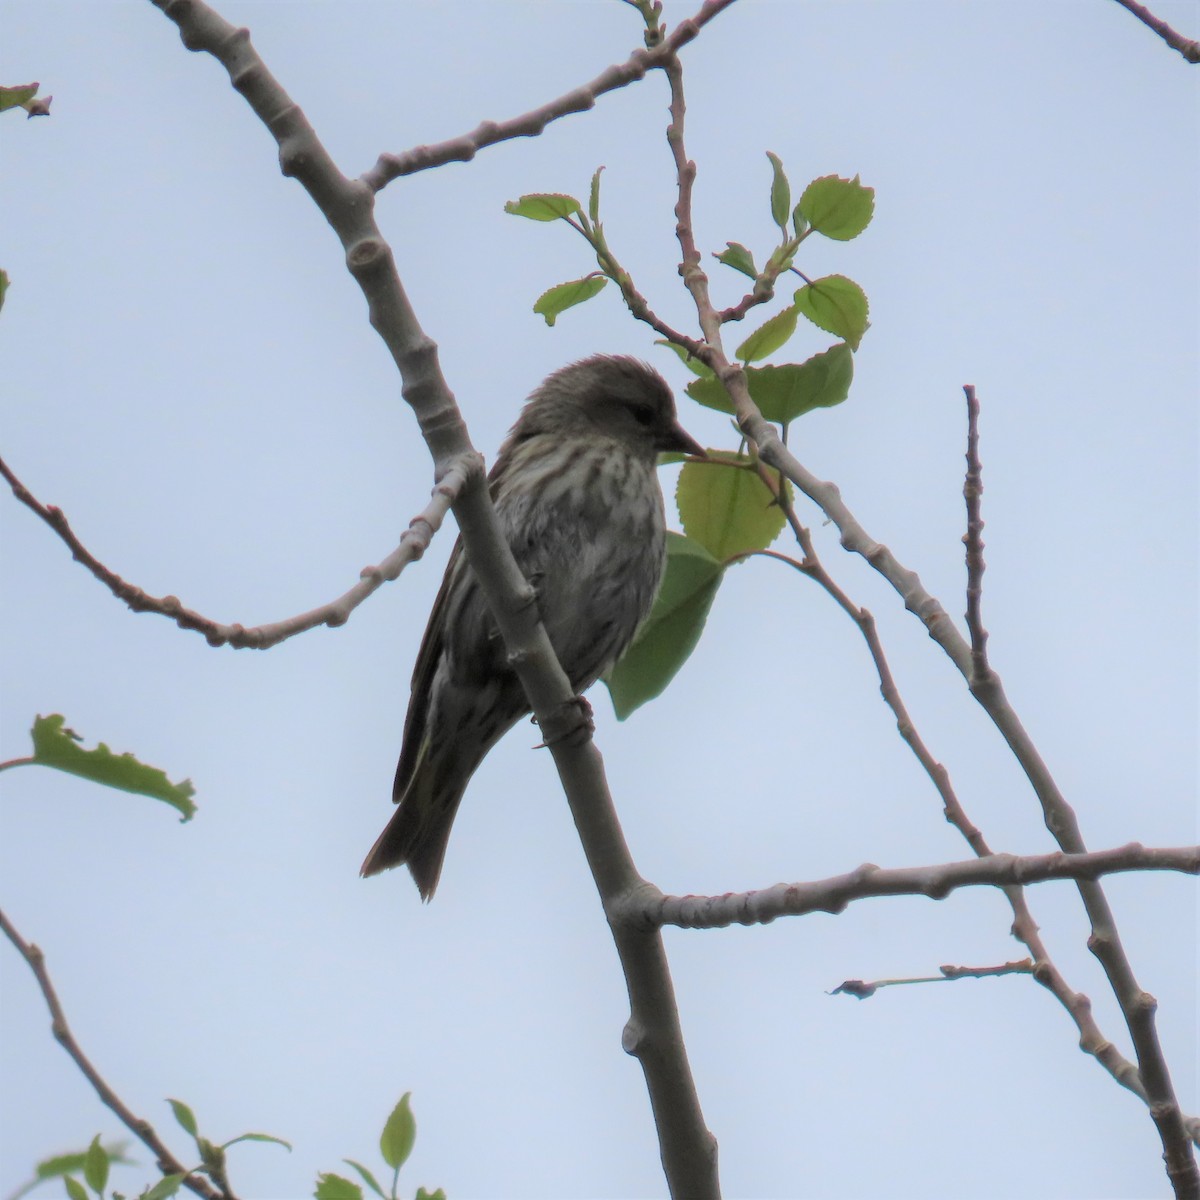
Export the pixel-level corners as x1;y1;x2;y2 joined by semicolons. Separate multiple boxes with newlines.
631;403;656;426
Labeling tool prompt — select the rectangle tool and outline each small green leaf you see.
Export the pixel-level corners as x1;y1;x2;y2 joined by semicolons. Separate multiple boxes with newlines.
735;305;799;363
503;193;582;222
314;1174;363;1200
685;344;854;424
588;166;604;225
0;269;9;314
766;151;791;232
29;715;197;820
342;1160;385;1199
532;274;607;326
63;1177;89;1200
83;1137;108;1196
34;1145;133;1184
714;242;758;280
415;1190;448;1200
654;339;713;378
379;1093;416;1171
167;1098;198;1138
793;275;870;349
604;533;724;719
221;1132;292;1152
798;174;875;241
140;1176;185;1200
676;454;787;560
0;83;38;113
791;202;808;238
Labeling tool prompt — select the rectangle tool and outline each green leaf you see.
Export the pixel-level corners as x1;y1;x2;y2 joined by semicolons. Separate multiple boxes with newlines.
140;1176;185;1200
415;1190;448;1200
532;275;607;326
714;241;757;280
766;151;791;232
28;715;197;820
379;1093;416;1171
735;305;799;363
314;1175;363;1200
603;533;724;719
342;1160;385;1199
34;1145;133;1184
793;275;870;349
654;339;712;378
221;1132;292;1152
167;1098;198;1138
0;268;9;314
588;166;604;225
798;174;875;241
685;344;854;424
791;202;808;238
676;454;787;560
83;1137;108;1196
503;193;582;222
0;83;38;113
64;1177;89;1200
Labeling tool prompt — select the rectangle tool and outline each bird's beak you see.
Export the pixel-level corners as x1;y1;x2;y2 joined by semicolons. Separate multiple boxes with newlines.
659;420;706;459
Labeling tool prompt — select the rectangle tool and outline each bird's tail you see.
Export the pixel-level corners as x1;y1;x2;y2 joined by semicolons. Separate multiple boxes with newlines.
360;759;468;900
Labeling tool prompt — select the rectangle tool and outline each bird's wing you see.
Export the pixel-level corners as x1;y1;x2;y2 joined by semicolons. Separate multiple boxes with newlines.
392;534;465;802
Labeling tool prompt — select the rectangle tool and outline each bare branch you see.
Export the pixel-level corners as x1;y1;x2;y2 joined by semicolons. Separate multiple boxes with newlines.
962;384;990;680
625;844;1200;930
743;415;1199;1196
361;0;738;192
0;451;470;649
1111;0;1200;62
0;907;227;1200
748;467;1174;1115
833;960;1035;999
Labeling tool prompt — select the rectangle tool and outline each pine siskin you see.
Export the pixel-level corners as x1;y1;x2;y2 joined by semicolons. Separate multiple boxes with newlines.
361;354;703;898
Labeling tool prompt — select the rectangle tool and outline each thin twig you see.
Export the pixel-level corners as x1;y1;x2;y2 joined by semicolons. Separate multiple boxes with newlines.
1111;0;1200;62
833;960;1035;999
962;384;990;680
361;0;738;191
0;451;469;648
0;907;226;1200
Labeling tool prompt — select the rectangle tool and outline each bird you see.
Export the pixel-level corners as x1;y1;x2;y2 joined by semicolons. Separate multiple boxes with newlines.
360;354;703;898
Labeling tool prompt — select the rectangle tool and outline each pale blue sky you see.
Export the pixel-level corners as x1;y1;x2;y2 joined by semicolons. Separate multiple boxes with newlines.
1;3;1196;1198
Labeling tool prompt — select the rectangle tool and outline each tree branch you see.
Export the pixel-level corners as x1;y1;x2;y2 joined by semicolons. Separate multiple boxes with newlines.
962;384;990;680
0;907;226;1200
1111;0;1200;62
651;30;1196;1192
0;451;469;649
360;0;737;191
749;466;1178;1119
734;403;1198;1195
624;844;1200;930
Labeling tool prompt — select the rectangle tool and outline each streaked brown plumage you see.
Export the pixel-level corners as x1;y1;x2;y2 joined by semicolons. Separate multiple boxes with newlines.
361;355;702;898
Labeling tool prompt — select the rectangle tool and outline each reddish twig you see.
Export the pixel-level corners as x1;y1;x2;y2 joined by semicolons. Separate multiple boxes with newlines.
1111;0;1200;62
962;384;990;681
0;451;471;649
361;0;738;191
0;906;228;1200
